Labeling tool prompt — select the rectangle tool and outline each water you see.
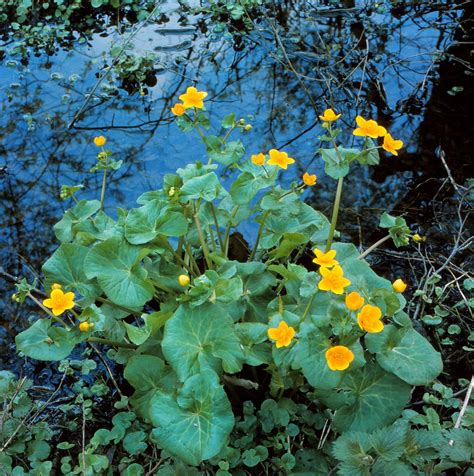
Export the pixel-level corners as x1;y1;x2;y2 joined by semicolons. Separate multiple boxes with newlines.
0;0;472;375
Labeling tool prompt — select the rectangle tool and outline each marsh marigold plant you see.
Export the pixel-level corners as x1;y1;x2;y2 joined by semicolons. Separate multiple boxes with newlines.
12;90;446;471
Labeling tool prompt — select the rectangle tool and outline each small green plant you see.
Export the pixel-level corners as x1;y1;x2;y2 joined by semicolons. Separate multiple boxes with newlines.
11;88;472;473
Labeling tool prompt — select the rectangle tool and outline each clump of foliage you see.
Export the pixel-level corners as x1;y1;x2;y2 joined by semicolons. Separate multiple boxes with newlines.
0;0;156;61
9;88;473;474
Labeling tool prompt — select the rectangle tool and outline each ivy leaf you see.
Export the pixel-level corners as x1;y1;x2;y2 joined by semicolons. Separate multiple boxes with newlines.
16;320;75;361
365;325;443;385
149;370;234;465
84;237;154;308
124;355;176;419
316;363;411;432
125;200;188;244
161;303;244;381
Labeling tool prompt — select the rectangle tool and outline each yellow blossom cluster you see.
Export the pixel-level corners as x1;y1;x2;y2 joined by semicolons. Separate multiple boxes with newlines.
171;86;208;116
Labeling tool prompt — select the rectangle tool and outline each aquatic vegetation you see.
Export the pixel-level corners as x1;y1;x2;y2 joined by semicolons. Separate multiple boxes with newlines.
9;89;465;474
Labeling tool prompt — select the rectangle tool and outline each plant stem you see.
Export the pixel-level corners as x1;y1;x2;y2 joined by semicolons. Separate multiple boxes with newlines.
210;202;225;251
300;292;317;326
249;210;270;261
99;151;108;211
163;241;194;275
193;205;213;269
186;243;201;275
325;177;344;251
358;234;391;260
86;337;137;349
224;205;240;256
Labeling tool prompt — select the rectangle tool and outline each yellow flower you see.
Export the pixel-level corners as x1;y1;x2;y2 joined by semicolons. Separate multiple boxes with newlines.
303;172;317;186
178;86;208;109
171;103;186;116
312;249;338;268
51;283;62;290
319;108;341;122
357;304;384;333
93;136;107;147
178;274;190;286
43;289;75;316
345;291;365;311
392;279;407;293
382;133;403;156
412;234;426;243
267;321;296;348
326;345;354;371
267;149;295;169
79;322;94;332
318;265;351;294
251;153;266;166
353;116;387;138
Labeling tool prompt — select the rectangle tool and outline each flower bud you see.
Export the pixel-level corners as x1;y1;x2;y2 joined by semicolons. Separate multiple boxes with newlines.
178;274;190;287
392;279;407;293
79;322;94;332
244;124;252;131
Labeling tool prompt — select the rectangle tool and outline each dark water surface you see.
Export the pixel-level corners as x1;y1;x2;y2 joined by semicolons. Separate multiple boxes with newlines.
1;1;472;375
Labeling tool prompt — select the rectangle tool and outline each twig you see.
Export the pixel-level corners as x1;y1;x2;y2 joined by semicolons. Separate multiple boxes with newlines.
449;375;474;445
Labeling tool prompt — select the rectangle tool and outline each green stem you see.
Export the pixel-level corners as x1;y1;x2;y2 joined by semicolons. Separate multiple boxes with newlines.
163;241;194;276
358;234;391;260
99;155;108;211
210;202;225;252
300;292;316;327
186;243;201;275
325;177;344;252
249;210;270;261
193;205;213;269
224;205;240;256
86;337;137;349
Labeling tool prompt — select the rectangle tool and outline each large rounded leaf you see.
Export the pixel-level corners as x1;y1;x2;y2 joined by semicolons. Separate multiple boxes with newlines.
365;325;443;385
161;303;244;381
125;200;188;245
292;322;365;390
124;355;176;419
15;320;75;361
315;362;411;432
42;243;101;299
150;370;234;466
84;237;154;308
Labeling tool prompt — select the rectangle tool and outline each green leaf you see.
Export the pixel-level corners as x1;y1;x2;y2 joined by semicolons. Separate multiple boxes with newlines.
16;320;75;361
123;431;147;456
54;199;101;242
316;363;411;432
379;212;410;248
292;324;346;389
42;243;101;299
355;139;380;166
365;325;443;385
124;322;150;346
180;172;223;202
320;147;358;179
84;237;154;308
150;370;234;465
124;355;176;419
125;200;188;244
162;303;244;381
221;112;235;129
